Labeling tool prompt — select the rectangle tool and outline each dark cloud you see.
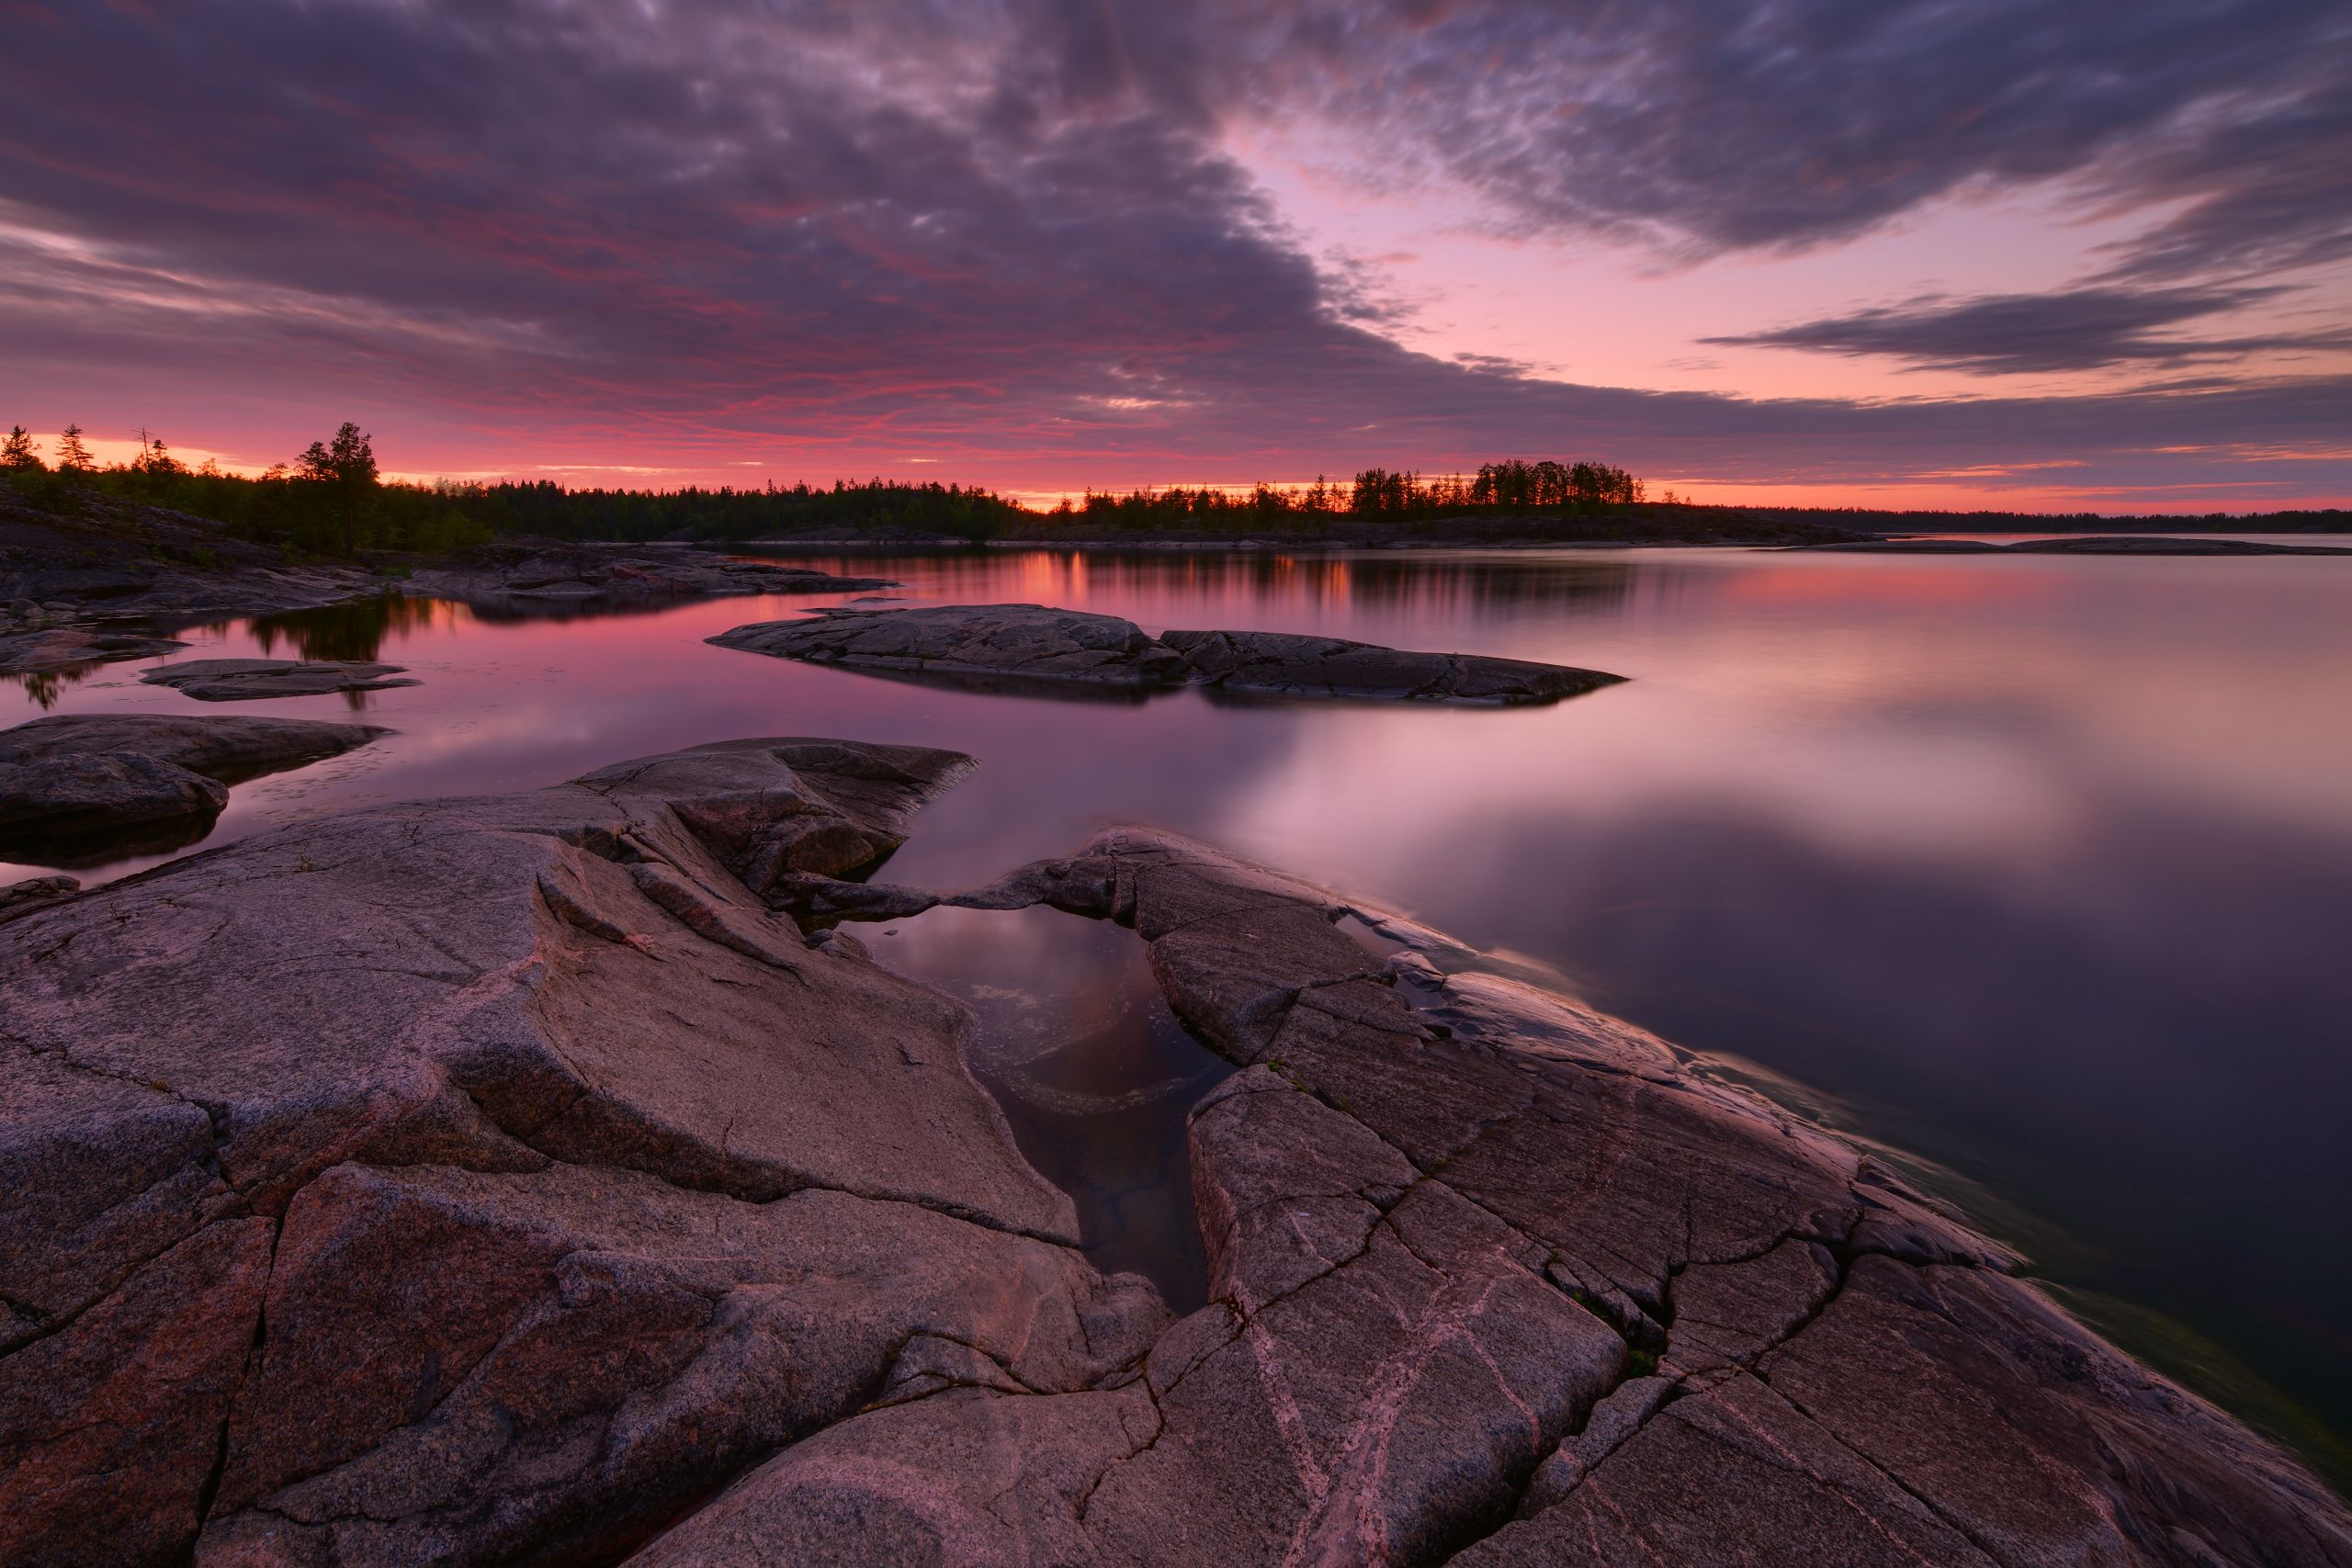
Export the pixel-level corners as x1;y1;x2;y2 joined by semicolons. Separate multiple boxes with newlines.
1705;285;2352;374
0;0;2343;500
1184;0;2352;272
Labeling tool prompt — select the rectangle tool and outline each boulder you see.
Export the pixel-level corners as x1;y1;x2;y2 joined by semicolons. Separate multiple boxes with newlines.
0;713;387;865
139;658;420;701
710;604;1191;687
1161;628;1623;704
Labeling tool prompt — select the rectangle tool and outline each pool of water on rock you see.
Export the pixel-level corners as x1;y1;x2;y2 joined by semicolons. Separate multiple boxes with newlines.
854;904;1234;1310
7;541;2351;1480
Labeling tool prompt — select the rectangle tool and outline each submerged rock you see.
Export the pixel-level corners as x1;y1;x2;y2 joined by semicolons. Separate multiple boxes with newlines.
1162;627;1623;704
0;713;387;865
4;759;2346;1566
711;604;1627;705
138;657;421;701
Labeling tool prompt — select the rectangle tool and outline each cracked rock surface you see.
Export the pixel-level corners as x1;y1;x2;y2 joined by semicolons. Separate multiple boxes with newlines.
3;761;2347;1566
140;658;423;702
669;826;2349;1567
0;713;388;865
711;604;1624;705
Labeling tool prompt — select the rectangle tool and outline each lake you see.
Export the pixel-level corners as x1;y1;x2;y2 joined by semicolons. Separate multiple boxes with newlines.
8;541;2349;1481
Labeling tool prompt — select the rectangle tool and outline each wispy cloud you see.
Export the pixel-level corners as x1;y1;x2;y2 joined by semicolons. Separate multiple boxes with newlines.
1706;285;2352;375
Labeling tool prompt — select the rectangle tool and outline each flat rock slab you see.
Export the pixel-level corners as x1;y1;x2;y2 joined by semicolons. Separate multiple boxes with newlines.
0;626;187;675
139;658;420;701
1163;627;1624;704
710;604;1191;686
712;604;1626;705
399;543;895;608
0;713;386;864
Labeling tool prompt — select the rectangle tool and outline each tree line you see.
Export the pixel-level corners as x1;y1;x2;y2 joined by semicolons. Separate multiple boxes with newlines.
1045;460;1646;533
3;422;1651;551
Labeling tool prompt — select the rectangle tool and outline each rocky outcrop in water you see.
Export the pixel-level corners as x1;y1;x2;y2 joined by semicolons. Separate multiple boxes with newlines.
0;626;188;677
712;605;1626;705
399;542;894;609
710;604;1191;688
1162;628;1623;704
0;713;388;866
140;658;421;701
3;744;2346;1565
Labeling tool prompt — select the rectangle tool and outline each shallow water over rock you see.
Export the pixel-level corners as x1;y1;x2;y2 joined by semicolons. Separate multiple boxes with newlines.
861;904;1235;1310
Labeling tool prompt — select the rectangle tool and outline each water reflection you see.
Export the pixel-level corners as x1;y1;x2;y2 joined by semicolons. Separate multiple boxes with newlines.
4;543;2347;1482
863;904;1233;1308
245;592;455;662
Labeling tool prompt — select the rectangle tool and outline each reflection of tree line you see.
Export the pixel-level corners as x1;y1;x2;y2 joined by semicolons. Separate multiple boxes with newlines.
4;593;457;712
847;551;1639;618
245;593;456;663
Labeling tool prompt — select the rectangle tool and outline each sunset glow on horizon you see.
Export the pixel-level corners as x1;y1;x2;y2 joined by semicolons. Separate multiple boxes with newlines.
4;1;2347;513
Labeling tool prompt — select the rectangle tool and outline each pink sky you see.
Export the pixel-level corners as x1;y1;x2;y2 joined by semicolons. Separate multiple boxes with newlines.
3;0;2346;513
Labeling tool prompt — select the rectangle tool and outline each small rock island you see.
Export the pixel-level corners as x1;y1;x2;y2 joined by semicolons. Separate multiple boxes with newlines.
710;604;1626;705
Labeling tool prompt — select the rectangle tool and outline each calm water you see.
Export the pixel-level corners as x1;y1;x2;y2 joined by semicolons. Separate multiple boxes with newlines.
7;545;2350;1476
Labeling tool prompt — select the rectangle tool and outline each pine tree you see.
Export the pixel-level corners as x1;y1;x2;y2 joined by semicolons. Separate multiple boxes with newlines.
296;422;379;552
54;423;95;472
0;425;40;470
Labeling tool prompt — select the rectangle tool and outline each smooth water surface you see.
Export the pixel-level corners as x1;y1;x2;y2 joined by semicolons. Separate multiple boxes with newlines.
8;544;2350;1475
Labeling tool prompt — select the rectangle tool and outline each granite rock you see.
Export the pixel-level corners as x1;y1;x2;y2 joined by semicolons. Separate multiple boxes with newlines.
0;737;1123;1564
710;604;1191;687
399;542;893;608
1161;627;1623;705
710;604;1627;707
140;657;421;701
0;713;388;864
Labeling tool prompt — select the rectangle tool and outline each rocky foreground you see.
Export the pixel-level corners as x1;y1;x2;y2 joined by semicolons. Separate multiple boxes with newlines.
712;604;1624;705
2;738;2346;1566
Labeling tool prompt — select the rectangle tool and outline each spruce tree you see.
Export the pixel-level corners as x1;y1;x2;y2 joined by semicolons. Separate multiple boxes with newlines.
54;423;95;472
0;425;40;470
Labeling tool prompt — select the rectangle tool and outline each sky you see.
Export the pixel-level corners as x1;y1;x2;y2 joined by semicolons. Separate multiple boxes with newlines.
1;0;2347;512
